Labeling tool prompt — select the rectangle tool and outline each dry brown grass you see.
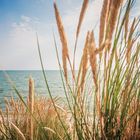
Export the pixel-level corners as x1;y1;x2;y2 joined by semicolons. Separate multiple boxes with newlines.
28;77;34;140
73;0;89;73
76;0;89;39
99;0;110;48
88;31;98;91
54;2;70;82
79;31;89;93
0;78;68;140
106;0;124;48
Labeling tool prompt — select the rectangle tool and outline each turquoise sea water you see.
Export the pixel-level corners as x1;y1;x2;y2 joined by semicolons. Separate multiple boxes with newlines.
0;70;64;109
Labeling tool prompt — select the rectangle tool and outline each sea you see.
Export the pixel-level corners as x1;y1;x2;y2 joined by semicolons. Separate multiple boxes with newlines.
0;70;65;109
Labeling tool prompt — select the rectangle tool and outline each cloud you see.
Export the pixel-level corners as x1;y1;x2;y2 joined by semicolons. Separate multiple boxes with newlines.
21;15;31;23
0;15;57;70
0;0;103;70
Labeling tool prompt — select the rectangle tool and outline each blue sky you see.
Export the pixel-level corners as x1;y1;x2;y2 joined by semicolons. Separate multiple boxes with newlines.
0;0;140;70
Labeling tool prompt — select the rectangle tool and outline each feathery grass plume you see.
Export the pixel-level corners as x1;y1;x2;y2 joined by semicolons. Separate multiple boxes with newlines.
88;31;98;91
106;0;124;50
10;96;15;107
126;39;135;63
99;0;110;48
80;31;90;93
76;0;89;39
10;122;26;140
98;0;112;55
126;18;136;63
54;1;71;82
6;105;9;125
28;77;34;140
73;0;89;72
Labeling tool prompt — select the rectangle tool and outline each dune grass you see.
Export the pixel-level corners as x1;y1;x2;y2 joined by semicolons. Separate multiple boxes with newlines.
0;0;140;139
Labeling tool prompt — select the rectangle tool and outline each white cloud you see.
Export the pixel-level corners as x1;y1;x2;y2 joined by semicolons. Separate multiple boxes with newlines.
0;0;103;70
0;15;58;70
21;15;31;23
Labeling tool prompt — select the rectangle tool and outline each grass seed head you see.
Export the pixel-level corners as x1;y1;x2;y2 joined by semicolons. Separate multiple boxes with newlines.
76;0;89;38
88;31;98;90
106;0;124;50
80;31;90;93
54;2;70;82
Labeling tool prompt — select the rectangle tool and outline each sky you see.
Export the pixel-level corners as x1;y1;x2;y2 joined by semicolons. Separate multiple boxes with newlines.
0;0;140;70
